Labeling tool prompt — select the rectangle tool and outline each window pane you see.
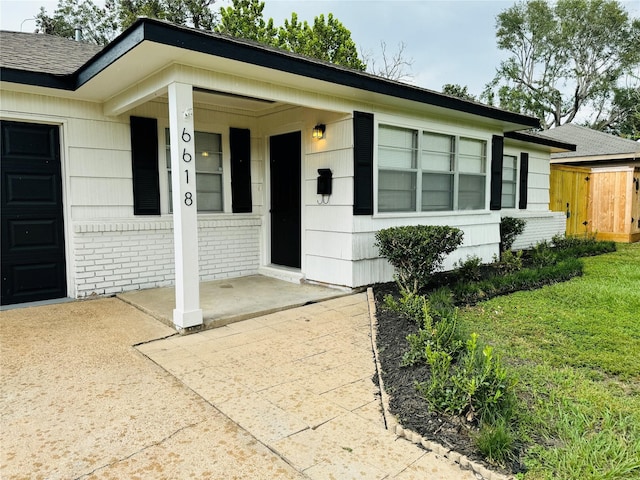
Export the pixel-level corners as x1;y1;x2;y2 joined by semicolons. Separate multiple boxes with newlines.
196;152;223;172
196;173;222;211
502;155;517;208
459;138;486;173
379;147;415;169
423;132;454;153
379;125;417;149
422;132;454;171
378;125;417;169
459;174;485;210
422;152;452;172
422;173;453;211
378;170;416;212
459;137;485;157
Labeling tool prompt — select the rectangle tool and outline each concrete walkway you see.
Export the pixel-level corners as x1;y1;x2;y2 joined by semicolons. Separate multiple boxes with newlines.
1;291;478;479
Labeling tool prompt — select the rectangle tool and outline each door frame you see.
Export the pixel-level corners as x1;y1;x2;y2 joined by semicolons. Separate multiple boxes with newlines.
263;125;305;271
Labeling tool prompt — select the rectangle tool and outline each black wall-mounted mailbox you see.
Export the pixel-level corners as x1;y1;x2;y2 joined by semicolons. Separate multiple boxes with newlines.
317;168;333;195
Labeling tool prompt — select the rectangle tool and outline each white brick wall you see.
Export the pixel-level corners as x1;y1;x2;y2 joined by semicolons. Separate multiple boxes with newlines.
71;216;261;298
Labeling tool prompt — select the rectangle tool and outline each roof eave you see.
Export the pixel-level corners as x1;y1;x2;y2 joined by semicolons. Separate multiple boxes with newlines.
3;18;541;129
505;131;576;152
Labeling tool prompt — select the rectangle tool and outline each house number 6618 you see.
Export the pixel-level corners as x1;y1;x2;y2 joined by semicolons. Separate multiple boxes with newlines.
181;127;193;206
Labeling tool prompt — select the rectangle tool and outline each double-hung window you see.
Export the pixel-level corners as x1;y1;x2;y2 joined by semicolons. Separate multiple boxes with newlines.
502;154;517;208
377;124;487;212
166;129;223;212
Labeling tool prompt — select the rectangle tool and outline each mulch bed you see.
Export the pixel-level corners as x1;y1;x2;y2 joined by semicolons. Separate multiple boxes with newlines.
372;282;520;476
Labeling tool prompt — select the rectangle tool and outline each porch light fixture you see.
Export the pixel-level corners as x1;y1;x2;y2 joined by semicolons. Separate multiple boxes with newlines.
312;124;326;140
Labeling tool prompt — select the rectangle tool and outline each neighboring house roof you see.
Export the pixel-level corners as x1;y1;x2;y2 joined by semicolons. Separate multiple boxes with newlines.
0;31;103;75
543;124;640;162
0;18;540;130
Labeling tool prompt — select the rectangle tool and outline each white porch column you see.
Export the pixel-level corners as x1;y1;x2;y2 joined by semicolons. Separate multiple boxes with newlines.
168;82;203;329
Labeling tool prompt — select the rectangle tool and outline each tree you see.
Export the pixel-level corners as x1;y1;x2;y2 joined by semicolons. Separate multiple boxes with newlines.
593;85;640;140
217;0;365;71
278;13;365;70
217;0;277;45
483;0;640;130
363;41;414;82
442;84;476;102
36;0;217;45
35;0;119;45
34;0;366;71
117;0;217;31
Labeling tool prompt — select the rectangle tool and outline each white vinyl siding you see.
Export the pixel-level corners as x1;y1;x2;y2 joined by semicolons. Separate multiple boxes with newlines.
377;125;487;212
502;154;517;208
166;129;223;212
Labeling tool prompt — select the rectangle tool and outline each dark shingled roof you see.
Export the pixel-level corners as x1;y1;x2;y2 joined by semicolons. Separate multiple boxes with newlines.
0;31;102;75
544;124;640;159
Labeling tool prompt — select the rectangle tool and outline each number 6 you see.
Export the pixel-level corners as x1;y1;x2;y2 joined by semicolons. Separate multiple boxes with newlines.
182;128;191;142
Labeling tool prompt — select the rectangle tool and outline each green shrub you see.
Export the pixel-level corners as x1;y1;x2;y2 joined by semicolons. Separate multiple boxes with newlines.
500;217;526;252
402;301;463;366
454;255;483;282
495;249;524;274
375;225;464;294
453;258;584;305
383;289;429;324
551;233;616;259
417;333;517;423
530;240;558;267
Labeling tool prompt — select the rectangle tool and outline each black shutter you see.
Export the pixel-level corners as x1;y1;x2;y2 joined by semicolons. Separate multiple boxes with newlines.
130;116;160;215
519;152;529;209
490;135;504;211
230;128;252;213
353;111;374;215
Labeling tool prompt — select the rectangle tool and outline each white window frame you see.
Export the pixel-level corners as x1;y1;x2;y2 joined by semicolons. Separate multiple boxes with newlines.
376;123;487;214
502;154;518;209
165;128;224;213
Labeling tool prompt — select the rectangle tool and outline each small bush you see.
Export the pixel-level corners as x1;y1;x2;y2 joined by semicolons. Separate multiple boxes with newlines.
500;217;526;252
383;289;429;325
375;225;464;294
530;240;557;267
454;255;483;282
495;249;523;274
417;333;517;423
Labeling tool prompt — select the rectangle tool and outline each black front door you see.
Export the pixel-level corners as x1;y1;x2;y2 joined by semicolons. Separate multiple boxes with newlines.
1;121;67;305
270;132;301;268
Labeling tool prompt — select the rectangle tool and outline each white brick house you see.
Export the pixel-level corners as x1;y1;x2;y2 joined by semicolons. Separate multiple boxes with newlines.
0;19;573;326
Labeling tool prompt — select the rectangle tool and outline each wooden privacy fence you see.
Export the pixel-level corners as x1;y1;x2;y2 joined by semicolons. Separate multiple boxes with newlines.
550;165;640;243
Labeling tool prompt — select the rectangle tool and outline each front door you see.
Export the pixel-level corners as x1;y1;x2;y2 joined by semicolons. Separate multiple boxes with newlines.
270;132;301;268
1;121;67;305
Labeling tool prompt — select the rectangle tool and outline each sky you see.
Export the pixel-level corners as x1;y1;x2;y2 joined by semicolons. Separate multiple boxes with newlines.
1;0;639;98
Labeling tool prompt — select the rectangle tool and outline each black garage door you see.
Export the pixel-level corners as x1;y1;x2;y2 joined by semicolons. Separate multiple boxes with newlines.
1;121;67;305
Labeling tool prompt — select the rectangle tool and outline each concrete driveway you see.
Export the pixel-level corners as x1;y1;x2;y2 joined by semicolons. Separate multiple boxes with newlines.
1;294;479;479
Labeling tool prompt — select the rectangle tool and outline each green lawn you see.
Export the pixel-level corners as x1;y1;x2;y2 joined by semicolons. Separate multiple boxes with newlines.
458;243;640;480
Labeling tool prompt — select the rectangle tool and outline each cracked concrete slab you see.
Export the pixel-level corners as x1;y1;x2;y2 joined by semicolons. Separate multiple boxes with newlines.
0;298;303;480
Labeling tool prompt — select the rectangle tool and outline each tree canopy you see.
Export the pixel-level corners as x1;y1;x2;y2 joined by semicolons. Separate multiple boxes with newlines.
35;0;366;71
218;0;365;70
482;0;640;133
